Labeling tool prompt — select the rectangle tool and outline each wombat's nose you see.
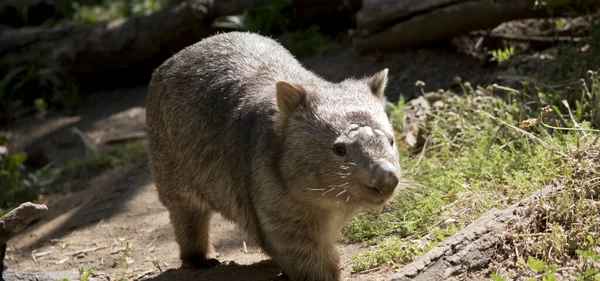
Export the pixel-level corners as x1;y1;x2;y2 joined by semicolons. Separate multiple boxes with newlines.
371;159;400;195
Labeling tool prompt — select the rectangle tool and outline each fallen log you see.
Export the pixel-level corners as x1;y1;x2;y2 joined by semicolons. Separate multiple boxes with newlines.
0;0;65;28
0;0;359;91
353;0;600;53
0;202;48;276
0;0;273;90
290;0;361;35
389;185;562;281
0;202;48;246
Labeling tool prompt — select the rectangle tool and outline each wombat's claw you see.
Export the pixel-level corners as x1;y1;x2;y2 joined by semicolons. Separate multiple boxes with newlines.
271;272;291;281
180;256;221;270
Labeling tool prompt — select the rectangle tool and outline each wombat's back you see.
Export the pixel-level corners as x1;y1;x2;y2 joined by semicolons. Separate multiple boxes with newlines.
146;32;320;228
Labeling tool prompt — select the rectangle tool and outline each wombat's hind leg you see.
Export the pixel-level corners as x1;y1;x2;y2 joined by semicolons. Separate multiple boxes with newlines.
167;204;220;270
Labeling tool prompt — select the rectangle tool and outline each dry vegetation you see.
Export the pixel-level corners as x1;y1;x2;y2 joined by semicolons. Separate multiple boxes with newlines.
341;50;600;279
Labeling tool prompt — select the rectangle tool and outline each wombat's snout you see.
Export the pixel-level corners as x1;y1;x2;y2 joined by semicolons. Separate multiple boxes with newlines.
369;159;400;196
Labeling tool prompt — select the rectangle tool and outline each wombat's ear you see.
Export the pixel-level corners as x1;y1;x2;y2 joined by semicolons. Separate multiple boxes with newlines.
276;81;307;116
367;68;389;99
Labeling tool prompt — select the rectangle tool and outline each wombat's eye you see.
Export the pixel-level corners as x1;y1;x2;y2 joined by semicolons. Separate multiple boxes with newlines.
333;143;347;156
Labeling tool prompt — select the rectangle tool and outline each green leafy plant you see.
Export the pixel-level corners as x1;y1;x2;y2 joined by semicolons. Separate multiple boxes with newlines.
489;274;511;281
212;1;292;34
24;163;63;188
71;0;181;24
34;98;48;120
573;236;600;281
386;99;406;131
520;256;559;280
490;47;515;65
278;25;330;57
79;267;94;281
0;66;36;123
57;267;95;281
0;152;29;213
115;240;133;281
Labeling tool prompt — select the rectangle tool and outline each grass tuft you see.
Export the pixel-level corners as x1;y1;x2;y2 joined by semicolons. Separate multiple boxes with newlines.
345;65;600;274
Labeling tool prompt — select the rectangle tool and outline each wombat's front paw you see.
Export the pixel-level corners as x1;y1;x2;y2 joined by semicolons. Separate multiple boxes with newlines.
180;256;221;270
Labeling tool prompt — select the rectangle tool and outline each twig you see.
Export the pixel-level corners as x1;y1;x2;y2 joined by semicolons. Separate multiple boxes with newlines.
62;246;108;257
562;100;589;138
415;137;429;167
476;110;567;157
145;235;158;248
450;179;487;205
470;30;592;43
539;122;600;133
33;250;54;257
354;266;381;275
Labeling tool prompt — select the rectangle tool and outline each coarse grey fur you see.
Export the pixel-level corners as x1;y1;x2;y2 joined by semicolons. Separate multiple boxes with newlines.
146;31;401;281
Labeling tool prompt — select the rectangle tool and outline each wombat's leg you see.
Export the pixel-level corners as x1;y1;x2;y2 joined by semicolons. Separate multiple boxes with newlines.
166;204;220;270
267;231;340;281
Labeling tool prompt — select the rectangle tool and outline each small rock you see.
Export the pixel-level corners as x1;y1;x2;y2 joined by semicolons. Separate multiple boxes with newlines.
25;126;97;168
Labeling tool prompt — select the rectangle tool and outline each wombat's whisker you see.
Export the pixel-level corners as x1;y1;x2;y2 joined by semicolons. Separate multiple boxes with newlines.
336;189;347;197
346;195;350;204
304;188;326;191
322;187;336;196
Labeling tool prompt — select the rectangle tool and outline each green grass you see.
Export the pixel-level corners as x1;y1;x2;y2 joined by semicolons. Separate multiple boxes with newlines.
211;1;342;58
86;140;147;168
0;65;82;124
69;0;177;24
344;66;600;273
58;267;95;281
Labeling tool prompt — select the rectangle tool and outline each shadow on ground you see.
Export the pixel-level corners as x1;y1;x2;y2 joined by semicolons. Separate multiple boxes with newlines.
10;159;152;251
146;260;282;281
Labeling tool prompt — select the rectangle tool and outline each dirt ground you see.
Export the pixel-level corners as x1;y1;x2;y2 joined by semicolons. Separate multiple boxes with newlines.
2;42;505;281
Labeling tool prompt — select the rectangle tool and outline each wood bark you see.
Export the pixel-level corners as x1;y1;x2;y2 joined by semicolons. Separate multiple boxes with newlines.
0;202;48;246
0;202;48;277
389;185;562;281
0;0;273;89
353;0;599;53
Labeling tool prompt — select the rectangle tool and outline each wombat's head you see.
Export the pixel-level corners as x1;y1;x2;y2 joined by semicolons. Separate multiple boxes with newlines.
275;69;401;208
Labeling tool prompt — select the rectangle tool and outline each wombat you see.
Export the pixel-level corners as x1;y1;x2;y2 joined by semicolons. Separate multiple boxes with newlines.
146;31;401;281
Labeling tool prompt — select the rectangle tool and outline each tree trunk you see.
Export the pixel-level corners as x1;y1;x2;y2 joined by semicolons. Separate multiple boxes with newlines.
0;0;272;90
352;0;599;53
390;185;562;281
